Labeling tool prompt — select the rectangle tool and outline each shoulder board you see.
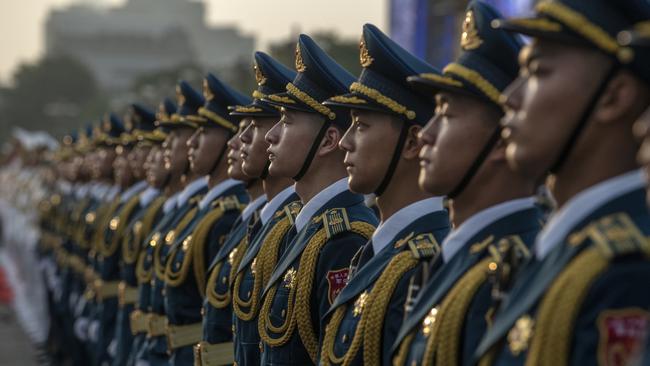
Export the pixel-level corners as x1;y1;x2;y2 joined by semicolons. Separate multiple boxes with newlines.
405;233;440;260
214;195;243;212
281;201;302;226
570;212;650;259
322;208;352;239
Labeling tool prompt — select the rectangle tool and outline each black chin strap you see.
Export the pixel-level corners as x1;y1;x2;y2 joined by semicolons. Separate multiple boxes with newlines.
260;160;271;180
448;125;502;199
374;121;410;196
293;120;331;181
208;140;229;177
548;63;620;174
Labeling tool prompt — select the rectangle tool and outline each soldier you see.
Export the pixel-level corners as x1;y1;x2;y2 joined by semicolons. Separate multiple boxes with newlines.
317;23;450;366
390;2;544;365
257;34;378;365
110;103;160;366
127;99;175;366
472;1;650;365
162;73;252;366
227;52;301;366
134;81;210;366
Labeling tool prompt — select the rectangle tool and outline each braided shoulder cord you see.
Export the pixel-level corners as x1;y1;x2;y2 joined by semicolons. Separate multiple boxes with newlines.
205;236;248;309
192;207;227;296
123;196;165;265
392;333;416;366
362;252;420;366
164;207;224;288
233;216;292;321
295;222;376;363
99;195;141;257
154;207;198;280
434;258;492;366
525;248;608;366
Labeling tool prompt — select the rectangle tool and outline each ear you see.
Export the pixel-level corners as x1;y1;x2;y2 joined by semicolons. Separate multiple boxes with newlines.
594;70;647;125
317;125;343;156
487;135;508;164
402;124;423;160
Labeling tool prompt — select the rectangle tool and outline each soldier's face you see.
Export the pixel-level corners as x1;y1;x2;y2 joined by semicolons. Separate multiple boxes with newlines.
501;40;612;179
129;146;150;180
418;92;498;195
226;118;251;181
113;151;132;188
241;117;277;178
187;126;229;176
633;106;650;206
146;146;168;188
95;147;116;180
163;129;192;176
265;108;325;178
340;110;402;194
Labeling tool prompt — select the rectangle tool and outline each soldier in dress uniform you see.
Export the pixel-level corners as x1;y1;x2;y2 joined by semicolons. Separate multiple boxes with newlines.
257;34;378;366
390;2;544;365
128;99;176;366
317;23;450;366
227;51;302;366
471;1;650;365
161;73;252;366
111;103;160;366
136;81;210;366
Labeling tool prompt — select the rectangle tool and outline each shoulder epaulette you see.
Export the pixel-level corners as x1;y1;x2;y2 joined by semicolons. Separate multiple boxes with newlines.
215;195;243;212
572;212;650;259
282;201;302;226
405;233;440;259
322;207;352;239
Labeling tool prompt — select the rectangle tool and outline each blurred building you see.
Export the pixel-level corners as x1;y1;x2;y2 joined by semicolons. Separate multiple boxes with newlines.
44;0;254;91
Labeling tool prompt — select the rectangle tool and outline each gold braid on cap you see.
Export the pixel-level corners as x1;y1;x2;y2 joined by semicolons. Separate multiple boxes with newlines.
198;107;238;133
252;90;267;100
502;17;562;32
537;1;634;63
328;95;367;105
286;83;336;120
443;63;502;106
350;82;416;120
233;105;264;113
418;73;464;88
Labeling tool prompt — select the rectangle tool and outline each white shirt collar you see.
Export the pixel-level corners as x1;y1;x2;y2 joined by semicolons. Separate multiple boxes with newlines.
442;197;536;263
294;177;350;232
535;169;644;259
177;176;208;208
198;179;242;210
105;185;120;201
371;197;444;255
260;185;296;225
163;191;181;214
120;180;148;203
75;183;89;199
139;186;161;207
242;194;267;223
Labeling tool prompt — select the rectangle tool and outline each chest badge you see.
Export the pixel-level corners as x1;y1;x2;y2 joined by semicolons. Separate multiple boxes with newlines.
508;315;535;356
283;267;297;290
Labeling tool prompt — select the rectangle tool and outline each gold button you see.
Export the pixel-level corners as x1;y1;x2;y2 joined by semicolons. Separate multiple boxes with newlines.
222;276;227;284
200;307;205;317
281;309;286;318
247;291;251;298
259;341;263;351
232;325;235;333
342;334;348;343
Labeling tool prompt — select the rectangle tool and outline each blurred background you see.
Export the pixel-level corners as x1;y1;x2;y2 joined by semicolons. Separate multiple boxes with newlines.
0;0;533;143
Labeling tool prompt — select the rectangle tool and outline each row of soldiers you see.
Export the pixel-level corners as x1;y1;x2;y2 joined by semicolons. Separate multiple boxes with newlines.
26;0;650;365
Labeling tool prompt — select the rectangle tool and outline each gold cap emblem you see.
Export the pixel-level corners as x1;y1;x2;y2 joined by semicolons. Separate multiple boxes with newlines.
254;62;267;85
359;37;374;67
295;43;307;72
176;85;186;106
461;10;484;50
202;79;215;101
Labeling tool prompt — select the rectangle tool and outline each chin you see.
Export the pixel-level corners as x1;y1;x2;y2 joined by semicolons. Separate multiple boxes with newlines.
347;177;372;195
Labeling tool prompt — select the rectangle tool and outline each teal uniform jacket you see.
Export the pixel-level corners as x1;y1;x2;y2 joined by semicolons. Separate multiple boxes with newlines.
95;188;144;366
391;204;543;366
163;183;248;366
113;190;164;366
475;187;650;366
320;210;450;366
199;197;266;353
231;193;301;366
259;189;378;366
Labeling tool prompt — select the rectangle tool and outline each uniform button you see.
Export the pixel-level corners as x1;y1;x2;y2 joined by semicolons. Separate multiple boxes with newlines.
281;309;286;318
222;276;227;284
200;307;205;316
342;334;348;343
247;291;251;298
232;325;235;333
259;342;263;351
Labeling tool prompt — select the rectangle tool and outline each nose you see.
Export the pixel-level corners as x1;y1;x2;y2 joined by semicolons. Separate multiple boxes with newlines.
418;113;440;146
187;130;200;149
339;124;354;152
265;121;280;145
501;76;525;117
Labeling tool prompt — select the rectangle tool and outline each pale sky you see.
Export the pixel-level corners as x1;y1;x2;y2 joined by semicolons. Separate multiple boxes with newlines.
0;0;387;83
